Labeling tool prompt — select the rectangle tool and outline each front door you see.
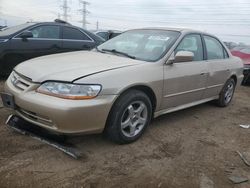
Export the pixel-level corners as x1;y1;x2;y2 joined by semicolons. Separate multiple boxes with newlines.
10;25;62;60
162;34;208;109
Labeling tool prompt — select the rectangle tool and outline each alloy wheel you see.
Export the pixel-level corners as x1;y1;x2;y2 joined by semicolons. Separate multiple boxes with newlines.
121;101;148;138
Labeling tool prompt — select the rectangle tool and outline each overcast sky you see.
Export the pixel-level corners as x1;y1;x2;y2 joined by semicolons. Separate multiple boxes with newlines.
0;0;250;44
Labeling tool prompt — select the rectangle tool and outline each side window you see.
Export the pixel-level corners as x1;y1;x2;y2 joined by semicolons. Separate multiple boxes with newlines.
63;27;91;41
204;36;225;60
175;34;203;61
30;25;60;39
96;32;109;40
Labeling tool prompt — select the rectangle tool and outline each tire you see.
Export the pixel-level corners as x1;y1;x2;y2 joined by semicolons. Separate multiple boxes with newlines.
216;78;236;107
105;89;152;144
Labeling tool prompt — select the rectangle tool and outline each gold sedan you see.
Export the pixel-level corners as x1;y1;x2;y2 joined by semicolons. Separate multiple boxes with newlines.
1;28;244;144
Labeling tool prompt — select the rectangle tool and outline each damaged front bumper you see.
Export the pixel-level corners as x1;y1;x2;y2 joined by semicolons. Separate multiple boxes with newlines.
5;114;81;159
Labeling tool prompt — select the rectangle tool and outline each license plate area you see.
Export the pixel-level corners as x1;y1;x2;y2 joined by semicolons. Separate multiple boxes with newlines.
0;92;16;109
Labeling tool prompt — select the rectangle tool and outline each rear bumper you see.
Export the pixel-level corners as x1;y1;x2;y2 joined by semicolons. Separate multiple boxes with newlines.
243;67;250;83
4;77;117;135
243;67;250;75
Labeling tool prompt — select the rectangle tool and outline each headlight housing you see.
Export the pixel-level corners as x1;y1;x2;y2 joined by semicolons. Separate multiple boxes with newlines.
36;82;102;100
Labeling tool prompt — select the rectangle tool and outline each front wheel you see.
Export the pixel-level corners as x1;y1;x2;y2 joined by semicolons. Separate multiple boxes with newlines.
105;90;152;144
216;78;236;107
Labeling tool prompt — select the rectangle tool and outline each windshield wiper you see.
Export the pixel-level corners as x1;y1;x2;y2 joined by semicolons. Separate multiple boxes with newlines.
95;46;105;53
101;49;136;59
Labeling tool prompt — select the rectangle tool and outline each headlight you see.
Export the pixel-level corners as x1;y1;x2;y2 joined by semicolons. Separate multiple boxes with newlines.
36;82;102;100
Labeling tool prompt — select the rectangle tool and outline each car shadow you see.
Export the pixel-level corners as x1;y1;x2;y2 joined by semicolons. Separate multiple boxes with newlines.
0;76;7;81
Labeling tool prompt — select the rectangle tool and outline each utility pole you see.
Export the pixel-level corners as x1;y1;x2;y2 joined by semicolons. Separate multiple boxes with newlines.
96;21;99;30
60;0;70;22
78;0;90;29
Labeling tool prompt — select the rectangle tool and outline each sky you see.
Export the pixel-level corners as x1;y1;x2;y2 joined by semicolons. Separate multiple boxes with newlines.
0;0;250;44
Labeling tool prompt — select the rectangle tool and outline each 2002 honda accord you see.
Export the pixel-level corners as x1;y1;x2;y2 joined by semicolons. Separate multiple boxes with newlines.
1;28;244;144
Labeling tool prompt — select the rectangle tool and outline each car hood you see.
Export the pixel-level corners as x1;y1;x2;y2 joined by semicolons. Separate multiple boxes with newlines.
15;51;144;83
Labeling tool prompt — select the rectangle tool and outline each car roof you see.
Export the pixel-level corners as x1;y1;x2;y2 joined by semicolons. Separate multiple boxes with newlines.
130;27;214;36
27;21;70;26
27;21;91;32
94;30;122;33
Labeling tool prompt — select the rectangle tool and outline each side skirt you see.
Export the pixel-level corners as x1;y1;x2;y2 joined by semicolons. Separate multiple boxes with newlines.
154;96;218;118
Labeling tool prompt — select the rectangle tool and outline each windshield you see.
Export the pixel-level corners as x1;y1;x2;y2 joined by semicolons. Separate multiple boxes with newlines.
0;23;34;37
98;29;180;62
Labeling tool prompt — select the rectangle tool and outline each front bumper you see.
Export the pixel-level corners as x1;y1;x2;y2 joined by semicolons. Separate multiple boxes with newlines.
4;75;117;134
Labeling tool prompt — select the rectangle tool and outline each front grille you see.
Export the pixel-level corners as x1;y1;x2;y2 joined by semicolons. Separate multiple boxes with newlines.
11;71;32;91
17;107;54;127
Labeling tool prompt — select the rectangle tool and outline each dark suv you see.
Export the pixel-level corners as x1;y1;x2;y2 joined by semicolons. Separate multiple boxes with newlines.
0;20;104;76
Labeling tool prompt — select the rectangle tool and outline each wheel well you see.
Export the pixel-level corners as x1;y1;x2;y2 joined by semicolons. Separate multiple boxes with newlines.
119;85;157;113
230;75;237;85
104;85;157;133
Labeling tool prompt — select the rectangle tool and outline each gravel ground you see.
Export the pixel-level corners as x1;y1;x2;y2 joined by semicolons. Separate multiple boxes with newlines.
0;79;249;188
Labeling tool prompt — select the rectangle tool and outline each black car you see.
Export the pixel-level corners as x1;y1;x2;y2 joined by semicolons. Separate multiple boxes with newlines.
0;19;104;76
94;30;122;41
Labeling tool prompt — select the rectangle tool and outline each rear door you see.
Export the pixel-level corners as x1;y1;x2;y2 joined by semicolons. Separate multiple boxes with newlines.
162;34;208;109
202;35;231;98
10;24;62;59
62;26;96;52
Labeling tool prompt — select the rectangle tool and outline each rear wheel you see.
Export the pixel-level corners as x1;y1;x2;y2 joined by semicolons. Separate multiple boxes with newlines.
216;78;236;107
105;90;152;144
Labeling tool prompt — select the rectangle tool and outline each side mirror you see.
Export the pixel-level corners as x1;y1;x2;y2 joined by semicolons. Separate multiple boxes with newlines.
20;31;33;39
167;51;194;64
174;51;194;63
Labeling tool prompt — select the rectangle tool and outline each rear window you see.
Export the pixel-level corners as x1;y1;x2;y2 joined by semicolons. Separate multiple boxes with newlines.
63;27;91;41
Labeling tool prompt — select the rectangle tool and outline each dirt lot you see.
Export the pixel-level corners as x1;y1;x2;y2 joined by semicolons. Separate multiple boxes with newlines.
0;80;249;188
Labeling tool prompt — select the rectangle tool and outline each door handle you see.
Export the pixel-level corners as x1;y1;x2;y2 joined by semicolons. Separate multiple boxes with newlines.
200;72;206;75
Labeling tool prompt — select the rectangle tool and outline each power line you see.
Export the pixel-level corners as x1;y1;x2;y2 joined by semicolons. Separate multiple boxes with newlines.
78;0;90;29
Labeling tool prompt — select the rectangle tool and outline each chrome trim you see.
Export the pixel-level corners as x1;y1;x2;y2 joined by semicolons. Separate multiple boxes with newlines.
0;39;9;43
12;24;95;43
164;87;206;98
12;38;94;43
164;84;223;99
206;84;223;89
11;71;32;91
5;114;14;125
